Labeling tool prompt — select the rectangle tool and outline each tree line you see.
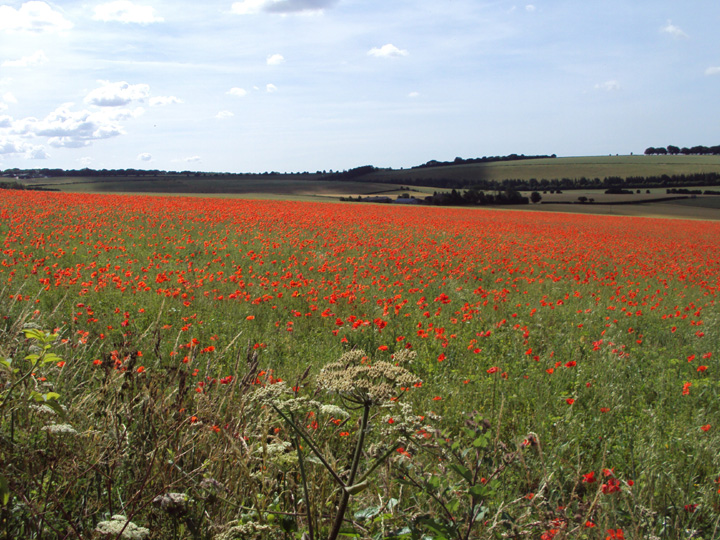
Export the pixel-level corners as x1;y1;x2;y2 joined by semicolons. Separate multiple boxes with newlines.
644;145;720;155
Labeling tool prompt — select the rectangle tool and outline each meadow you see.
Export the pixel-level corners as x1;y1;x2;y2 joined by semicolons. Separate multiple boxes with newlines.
1;190;719;539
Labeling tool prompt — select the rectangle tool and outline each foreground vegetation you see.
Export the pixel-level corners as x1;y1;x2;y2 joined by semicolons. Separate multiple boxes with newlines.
1;190;719;539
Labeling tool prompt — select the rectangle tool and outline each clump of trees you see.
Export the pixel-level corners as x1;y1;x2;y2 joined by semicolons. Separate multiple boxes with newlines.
416;153;556;169
427;187;529;206
644;145;720;155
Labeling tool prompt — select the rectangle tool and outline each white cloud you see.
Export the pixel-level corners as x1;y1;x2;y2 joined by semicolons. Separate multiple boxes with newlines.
230;0;266;14
368;44;409;58
231;0;337;14
0;103;7;113
31;106;126;147
85;81;151;107
27;146;48;159
79;157;93;167
149;96;183;106
215;110;234;119
661;20;688;39
525;4;536;12
185;156;201;163
0;116;11;128
93;1;163;24
2;50;48;68
266;83;277;93
264;0;338;13
705;67;720;76
227;87;248;97
0;1;73;33
3;93;18;104
0;137;48;159
267;53;285;66
595;80;620;92
6;103;145;149
137;152;152;161
0;139;20;155
408;91;420;98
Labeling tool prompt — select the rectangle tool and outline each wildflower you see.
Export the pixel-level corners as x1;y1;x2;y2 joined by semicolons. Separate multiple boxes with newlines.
701;424;711;432
682;381;691;395
41;423;77;435
95;515;150;539
606;529;624;539
152;493;189;517
566;398;575;405
601;478;621;494
486;366;499;374
582;471;596;483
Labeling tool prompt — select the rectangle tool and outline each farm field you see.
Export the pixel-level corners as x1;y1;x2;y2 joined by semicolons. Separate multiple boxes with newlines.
366;155;720;184
23;174;407;199
1;190;720;539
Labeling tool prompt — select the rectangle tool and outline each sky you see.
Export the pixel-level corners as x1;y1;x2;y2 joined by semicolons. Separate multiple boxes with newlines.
0;0;719;173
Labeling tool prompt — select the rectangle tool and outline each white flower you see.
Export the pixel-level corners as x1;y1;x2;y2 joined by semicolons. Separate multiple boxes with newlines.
95;515;150;539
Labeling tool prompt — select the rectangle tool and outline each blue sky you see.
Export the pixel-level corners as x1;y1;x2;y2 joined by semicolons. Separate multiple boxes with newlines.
1;0;718;173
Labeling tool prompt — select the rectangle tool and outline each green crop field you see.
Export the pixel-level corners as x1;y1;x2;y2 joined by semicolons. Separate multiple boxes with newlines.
367;155;720;183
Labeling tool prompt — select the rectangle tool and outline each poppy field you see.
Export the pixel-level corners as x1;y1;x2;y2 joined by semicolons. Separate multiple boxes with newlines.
1;190;719;539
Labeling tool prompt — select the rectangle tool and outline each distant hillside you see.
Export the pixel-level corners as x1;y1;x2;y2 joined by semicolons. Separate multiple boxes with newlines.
5;154;720;195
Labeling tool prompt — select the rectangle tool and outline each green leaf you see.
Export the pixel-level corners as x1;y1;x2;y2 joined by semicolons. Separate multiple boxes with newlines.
446;499;460;514
427;476;441;490
0;474;9;506
23;329;45;341
417;517;455;539
43;400;67;420
449;463;472;483
473;434;489;448
468;484;488;498
42;353;62;364
354;506;380;521
25;354;40;362
345;480;369;495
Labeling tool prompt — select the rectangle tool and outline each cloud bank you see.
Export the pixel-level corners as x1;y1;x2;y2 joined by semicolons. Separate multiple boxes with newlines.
0;1;73;33
93;1;164;24
84;81;151;107
231;0;338;15
2;50;49;68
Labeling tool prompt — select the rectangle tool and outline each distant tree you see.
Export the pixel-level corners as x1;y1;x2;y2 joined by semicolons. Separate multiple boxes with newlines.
644;147;656;155
655;147;667;155
530;191;542;204
578;196;588;203
667;145;680;155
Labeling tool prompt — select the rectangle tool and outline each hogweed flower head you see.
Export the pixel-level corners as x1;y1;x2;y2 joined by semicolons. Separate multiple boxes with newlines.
316;349;421;405
95;515;150;539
